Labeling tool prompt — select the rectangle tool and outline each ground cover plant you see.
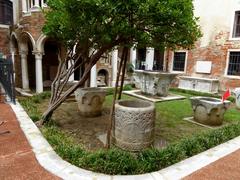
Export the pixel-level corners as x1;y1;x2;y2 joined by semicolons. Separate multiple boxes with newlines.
18;89;240;174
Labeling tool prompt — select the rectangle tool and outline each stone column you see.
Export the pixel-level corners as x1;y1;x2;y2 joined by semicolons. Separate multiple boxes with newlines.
11;49;16;70
145;47;154;70
68;60;74;81
111;48;118;87
90;64;97;87
34;52;43;93
130;47;137;69
20;51;30;91
11;49;16;80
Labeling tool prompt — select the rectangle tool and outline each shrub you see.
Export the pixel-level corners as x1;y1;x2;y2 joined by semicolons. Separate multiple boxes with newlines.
18;92;51;122
20;91;240;175
41;122;240;175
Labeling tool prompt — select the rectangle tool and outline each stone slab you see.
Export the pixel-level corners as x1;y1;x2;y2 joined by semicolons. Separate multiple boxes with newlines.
183;117;218;129
123;90;186;102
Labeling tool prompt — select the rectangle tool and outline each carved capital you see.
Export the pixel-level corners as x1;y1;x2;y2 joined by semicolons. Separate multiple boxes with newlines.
33;51;44;59
19;50;28;56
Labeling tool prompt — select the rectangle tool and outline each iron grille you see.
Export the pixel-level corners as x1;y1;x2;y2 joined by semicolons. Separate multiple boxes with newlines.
227;52;240;76
172;52;186;71
0;57;15;104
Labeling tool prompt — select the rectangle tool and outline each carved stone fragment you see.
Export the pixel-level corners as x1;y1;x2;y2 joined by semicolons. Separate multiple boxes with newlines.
112;100;155;151
75;87;106;117
190;96;230;126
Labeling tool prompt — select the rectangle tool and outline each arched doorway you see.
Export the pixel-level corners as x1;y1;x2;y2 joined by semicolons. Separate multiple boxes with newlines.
97;69;109;87
42;39;60;88
20;32;35;90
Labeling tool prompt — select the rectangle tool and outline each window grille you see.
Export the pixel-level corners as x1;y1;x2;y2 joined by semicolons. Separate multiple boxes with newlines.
227;52;240;76
172;52;186;71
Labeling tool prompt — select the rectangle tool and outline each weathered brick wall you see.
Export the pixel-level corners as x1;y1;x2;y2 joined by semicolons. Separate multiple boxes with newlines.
168;31;240;91
0;27;10;56
15;11;45;42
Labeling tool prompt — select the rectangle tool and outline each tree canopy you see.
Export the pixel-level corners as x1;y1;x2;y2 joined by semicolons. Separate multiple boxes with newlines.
44;0;201;51
41;0;202;124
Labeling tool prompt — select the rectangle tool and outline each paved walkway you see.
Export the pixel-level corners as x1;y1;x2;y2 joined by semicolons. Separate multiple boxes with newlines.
0;103;59;180
0;101;240;179
185;149;240;180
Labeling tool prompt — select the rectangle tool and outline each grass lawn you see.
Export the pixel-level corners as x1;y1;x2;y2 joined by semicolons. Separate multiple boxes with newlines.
17;90;240;174
18;90;240;150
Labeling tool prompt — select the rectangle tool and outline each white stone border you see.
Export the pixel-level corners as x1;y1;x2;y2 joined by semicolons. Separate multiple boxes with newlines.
10;102;240;180
123;90;185;103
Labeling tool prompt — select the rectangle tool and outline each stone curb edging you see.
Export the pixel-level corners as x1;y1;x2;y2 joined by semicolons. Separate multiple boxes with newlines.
10;102;240;180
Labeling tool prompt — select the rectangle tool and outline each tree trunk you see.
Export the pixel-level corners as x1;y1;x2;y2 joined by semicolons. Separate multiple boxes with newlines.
41;65;92;124
41;43;118;125
106;47;126;148
118;47;128;100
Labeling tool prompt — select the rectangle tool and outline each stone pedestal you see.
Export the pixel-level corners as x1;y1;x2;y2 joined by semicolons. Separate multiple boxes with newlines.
190;96;230;126
178;76;219;93
74;87;106;117
112;100;155;152
134;70;177;96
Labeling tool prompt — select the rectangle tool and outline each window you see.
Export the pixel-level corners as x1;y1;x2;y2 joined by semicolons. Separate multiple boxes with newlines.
233;11;240;38
227;52;240;76
172;52;186;72
0;0;13;25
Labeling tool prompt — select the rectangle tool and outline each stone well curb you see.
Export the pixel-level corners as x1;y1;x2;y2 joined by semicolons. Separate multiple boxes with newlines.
10;102;240;180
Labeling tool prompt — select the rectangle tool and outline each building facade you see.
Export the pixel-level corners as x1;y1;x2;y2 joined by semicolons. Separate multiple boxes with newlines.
0;0;125;93
135;0;240;93
1;0;240;94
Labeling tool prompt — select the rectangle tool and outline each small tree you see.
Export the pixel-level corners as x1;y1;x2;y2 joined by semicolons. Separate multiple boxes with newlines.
41;0;201;125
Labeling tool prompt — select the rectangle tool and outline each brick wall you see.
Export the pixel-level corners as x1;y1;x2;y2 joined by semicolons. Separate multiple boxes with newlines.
168;31;240;91
16;11;45;41
0;27;10;56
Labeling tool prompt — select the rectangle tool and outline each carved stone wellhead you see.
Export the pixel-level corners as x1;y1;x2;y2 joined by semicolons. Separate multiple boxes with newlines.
74;87;106;117
134;70;177;97
190;96;230;126
112;100;155;152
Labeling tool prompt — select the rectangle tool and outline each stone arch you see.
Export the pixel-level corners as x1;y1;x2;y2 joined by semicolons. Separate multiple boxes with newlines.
10;32;19;51
19;31;36;51
18;31;36;89
36;33;47;53
97;68;109;87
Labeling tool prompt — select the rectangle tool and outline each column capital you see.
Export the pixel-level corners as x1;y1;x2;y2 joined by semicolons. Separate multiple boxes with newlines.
33;51;44;58
19;50;28;56
10;48;17;54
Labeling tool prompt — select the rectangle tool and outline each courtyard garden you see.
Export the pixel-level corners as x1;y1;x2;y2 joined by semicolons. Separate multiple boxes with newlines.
18;88;240;175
